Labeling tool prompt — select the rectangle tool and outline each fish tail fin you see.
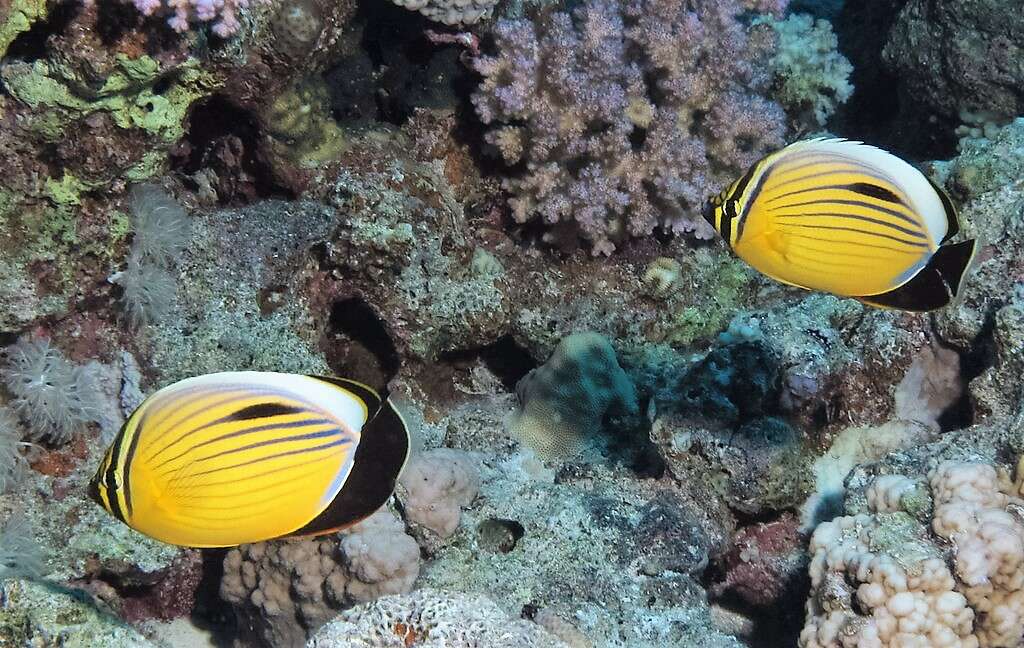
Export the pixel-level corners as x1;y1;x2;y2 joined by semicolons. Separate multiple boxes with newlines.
857;238;978;312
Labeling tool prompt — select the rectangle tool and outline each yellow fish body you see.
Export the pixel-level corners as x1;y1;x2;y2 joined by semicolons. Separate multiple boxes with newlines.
704;138;977;311
89;372;409;548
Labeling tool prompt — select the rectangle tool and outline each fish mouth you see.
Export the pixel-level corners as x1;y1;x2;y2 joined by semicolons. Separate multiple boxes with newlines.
701;201;716;226
86;477;102;506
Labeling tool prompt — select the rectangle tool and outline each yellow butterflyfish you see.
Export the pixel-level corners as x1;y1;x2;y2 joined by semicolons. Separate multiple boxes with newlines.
704;138;978;311
88;372;409;548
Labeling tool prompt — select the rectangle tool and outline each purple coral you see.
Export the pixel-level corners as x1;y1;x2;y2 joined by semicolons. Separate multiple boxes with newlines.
130;0;256;36
471;0;788;254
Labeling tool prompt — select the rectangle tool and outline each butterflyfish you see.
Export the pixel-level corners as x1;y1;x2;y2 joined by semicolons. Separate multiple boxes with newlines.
88;372;410;548
704;138;978;311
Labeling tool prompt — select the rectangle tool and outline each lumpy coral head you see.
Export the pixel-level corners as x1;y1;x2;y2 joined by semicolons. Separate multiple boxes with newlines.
471;0;786;254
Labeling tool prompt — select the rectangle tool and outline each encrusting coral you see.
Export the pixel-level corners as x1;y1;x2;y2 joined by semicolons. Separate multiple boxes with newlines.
308;588;570;648
471;0;788;254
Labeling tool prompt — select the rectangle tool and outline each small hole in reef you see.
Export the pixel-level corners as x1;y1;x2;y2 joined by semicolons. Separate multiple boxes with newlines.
172;95;293;204
477;518;525;554
439;335;537;391
629;127;648;151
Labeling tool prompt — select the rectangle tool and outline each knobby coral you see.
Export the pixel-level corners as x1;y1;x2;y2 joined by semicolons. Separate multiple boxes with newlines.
801;458;1024;648
471;0;787;254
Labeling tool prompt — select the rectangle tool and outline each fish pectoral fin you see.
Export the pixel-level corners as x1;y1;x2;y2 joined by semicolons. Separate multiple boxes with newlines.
858;239;978;312
764;229;788;257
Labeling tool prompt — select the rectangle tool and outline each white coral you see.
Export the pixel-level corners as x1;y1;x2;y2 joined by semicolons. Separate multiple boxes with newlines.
801;460;1024;648
398;449;480;538
389;0;497;25
930;461;1024;647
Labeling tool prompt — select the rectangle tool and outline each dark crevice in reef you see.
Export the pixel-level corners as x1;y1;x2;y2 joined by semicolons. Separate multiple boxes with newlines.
4;0;79;62
832;0;957;160
192;549;237;647
707;585;808;648
325;297;401;390
438;335;538;391
323;0;467;126
172;95;294;204
933;309;1000;432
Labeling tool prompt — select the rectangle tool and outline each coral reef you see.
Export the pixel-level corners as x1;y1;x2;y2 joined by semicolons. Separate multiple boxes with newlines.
389;0;498;25
398;449;480;543
0;514;44;580
801;452;1024;648
220;509;421;648
145;199;334;384
471;0;787;253
760;13;853;127
308;588;569;647
883;0;1024;128
0;579;157;647
508;332;639;459
124;0;255;35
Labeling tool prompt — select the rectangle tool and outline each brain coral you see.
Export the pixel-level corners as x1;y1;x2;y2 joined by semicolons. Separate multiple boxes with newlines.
471;0;787;254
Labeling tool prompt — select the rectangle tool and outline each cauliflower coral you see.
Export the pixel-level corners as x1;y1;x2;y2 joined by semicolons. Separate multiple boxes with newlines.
471;0;788;254
801;459;1024;648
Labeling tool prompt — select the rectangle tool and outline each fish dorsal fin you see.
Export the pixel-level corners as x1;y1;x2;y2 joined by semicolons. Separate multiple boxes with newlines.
284;398;410;538
308;376;383;418
924;176;962;243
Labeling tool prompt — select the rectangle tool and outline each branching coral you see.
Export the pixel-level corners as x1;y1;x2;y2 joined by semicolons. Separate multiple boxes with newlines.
129;0;256;36
471;0;787;254
1;338;98;444
759;13;853;127
389;0;498;25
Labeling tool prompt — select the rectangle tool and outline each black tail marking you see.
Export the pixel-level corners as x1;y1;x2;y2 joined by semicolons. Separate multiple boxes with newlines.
858;239;978;312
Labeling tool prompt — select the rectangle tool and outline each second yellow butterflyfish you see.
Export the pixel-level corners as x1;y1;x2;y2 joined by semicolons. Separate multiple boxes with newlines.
704;138;978;311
